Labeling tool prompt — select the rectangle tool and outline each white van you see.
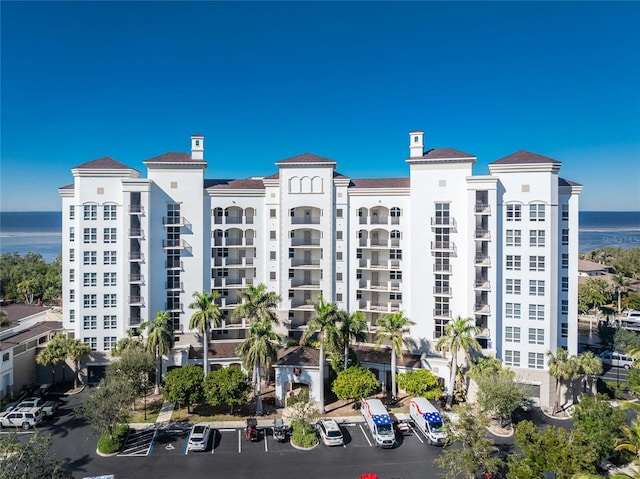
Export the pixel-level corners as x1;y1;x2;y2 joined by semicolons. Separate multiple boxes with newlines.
409;397;447;446
360;398;396;448
599;350;635;369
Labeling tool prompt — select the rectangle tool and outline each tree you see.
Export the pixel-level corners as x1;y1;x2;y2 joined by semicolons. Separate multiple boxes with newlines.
0;431;72;479
301;294;339;413
203;366;250;414
507;420;598;479
612;273;631;314
330;309;367;370
236;318;283;416
188;290;222;375
0;252;61;303
396;369;443;400
435;316;481;408
283;387;319;448
548;348;571;414
111;331;145;357
108;347;155;418
331;366;379;403
17;278;38;304
435;403;501;479
162;365;204;414
476;370;531;427
66;338;91;389
573;394;626;462
577;351;603;395
615;418;640;462
578;278;611;318
468;355;504;381
0;309;9;328
77;377;135;441
374;311;416;401
36;334;68;389
141;311;174;395
233;283;281;325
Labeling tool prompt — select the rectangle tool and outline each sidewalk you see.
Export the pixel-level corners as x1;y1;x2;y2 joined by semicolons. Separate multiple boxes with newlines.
155;400;174;424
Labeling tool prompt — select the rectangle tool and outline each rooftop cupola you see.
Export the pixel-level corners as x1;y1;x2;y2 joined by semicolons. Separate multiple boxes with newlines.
191;134;204;160
409;130;424;158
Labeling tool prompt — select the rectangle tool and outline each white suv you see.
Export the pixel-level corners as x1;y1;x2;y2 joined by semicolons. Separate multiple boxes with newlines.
316;418;344;446
0;407;44;429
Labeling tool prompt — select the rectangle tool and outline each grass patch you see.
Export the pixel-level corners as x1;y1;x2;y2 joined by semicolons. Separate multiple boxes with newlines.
129;398;164;423
97;424;129;455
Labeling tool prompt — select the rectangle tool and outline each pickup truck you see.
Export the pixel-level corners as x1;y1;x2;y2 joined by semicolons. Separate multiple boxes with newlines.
16;397;59;417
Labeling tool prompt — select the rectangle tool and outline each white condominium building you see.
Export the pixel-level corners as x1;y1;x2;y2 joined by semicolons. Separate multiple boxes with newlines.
59;130;581;397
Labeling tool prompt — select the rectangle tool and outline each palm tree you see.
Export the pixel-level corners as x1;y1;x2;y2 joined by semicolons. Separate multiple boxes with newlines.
233;283;281;325
615;419;640;463
36;334;67;389
141;311;174;395
236;318;283;416
330;309;367;370
189;290;222;375
17;278;37;304
435;316;481;408
611;273;630;314
577;350;603;396
67;338;91;389
375;311;416;401
301;295;339;413
0;309;9;328
547;348;570;414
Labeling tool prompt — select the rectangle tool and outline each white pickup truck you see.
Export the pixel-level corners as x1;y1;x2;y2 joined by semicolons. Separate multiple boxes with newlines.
16;397;59;418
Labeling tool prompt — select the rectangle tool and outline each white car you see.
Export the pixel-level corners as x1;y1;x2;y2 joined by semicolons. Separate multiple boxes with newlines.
188;423;211;451
0;407;44;429
315;418;344;446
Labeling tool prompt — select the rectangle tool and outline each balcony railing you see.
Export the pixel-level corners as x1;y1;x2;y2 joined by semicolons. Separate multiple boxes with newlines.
474;279;491;290
291;216;321;225
433;286;451;295
474;303;491;314
290;259;321;268
129;251;144;261
290;238;321;247
128;204;144;214
129;315;142;326
128;273;144;283
163;239;191;250
474;203;491;214
431;241;455;252
474;229;491;240
128;296;144;306
128;228;144;238
163;216;191;228
165;281;183;291
431;217;456;227
433;309;452;318
474;255;491;266
433;264;452;273
165;302;183;312
165;259;183;269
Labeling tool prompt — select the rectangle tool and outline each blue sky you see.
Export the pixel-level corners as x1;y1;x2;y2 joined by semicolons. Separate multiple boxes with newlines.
1;1;639;212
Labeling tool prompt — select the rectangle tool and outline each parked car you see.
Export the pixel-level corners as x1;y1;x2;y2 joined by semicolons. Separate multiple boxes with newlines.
16;397;59;417
315;418;344;446
2;402;19;413
391;412;412;436
599;350;635;369
0;407;44;429
187;423;211;451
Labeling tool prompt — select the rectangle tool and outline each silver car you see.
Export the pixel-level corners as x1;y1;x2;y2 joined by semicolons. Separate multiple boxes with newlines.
188;423;211;451
316;418;344;446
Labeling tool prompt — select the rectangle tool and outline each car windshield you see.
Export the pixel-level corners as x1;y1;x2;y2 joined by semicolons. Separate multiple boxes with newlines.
377;424;393;435
429;421;443;432
193;426;206;435
327;430;342;438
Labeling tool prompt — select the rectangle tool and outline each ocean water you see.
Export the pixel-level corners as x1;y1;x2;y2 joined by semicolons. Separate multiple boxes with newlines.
0;211;638;263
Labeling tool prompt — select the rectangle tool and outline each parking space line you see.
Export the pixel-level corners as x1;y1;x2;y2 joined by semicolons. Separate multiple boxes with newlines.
264;430;268;452
359;425;372;447
148;427;159;455
211;430;217;454
410;424;424;444
184;431;190;455
238;429;242;453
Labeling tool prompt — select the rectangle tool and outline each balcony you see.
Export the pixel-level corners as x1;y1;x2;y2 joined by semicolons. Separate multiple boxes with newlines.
128;228;144;238
290;301;317;310
128;204;144;214
433;263;452;273
291;216;321;225
128;273;144;283
290;259;321;268
474;203;491;214
290;238;321;247
213;237;254;247
433;286;451;295
213;257;255;268
474;303;491;314
212;277;249;289
474;279;491;290
431;217;456;228
165;281;183;291
475;328;491;339
129;315;142;326
290;281;321;289
163;239;191;250
369;215;389;225
166;302;183;312
163;216;191;228
165;259;183;270
129;251;144;262
433;309;452;319
474;229;491;241
430;241;456;252
357;301;401;313
474;254;491;266
128;296;144;306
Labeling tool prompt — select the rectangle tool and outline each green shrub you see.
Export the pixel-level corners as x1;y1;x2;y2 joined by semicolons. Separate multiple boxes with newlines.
604;381;626;399
97;424;129;454
291;420;317;448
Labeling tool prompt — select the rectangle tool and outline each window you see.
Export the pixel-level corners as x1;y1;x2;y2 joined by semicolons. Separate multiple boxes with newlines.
104;337;117;351
391;270;403;280
83;228;97;243
390;249;402;260
562;229;569;246
506;255;521;271
336;293;343;302
337;252;343;261
562;253;569;269
83;272;97;287
69;309;75;323
528;352;545;369
220;268;229;277
104;272;117;286
103;294;117;308
83;251;97;265
356;270;362;279
269;251;276;260
270;230;276;240
506;204;521;221
561;277;569;292
69;205;75;220
69;289;75;302
83;337;97;351
390;207;401;217
336;231;343;240
506;230;521;247
69;269;75;282
336;209;343;218
83;294;97;308
562;204;569;221
506;279;521;295
435;297;450;317
104;315;117;329
391;292;402;301
104;251;117;265
529;304;544;321
103;204;117;220
69;248;75;262
104;228;117;243
529;280;545;296
337;272;343;281
69;227;75;242
83;315;97;330
288;269;294;279
505;350;521;367
561;322;568;338
505;326;521;343
506;302;521;319
217;248;229;257
528;328;545;345
529;256;545;272
561;300;569;315
270;209;277;218
529;204;545;221
529;230;545;247
270;271;276;281
83;204;97;220
391;230;401;239
435;203;450;225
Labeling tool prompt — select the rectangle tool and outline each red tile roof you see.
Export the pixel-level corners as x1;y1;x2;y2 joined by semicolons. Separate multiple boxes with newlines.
350;178;410;188
421;148;475;159
275;153;337;165
491;150;561;165
143;152;195;163
0;321;62;352
73;156;133;170
205;179;266;190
